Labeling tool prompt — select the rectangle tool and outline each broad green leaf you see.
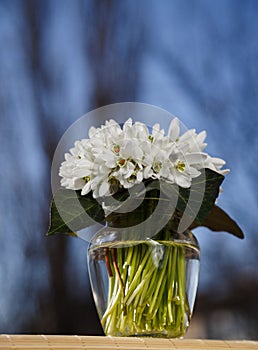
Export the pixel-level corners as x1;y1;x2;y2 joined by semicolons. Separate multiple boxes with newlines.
106;169;224;229
157;168;224;226
177;168;224;224
47;189;105;236
190;205;244;239
47;169;230;237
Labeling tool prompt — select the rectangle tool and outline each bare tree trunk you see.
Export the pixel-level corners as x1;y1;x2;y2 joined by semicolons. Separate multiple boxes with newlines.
84;0;145;108
21;0;146;333
23;0;70;332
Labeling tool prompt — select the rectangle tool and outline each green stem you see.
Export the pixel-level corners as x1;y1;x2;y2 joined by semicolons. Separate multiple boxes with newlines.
167;245;176;324
123;247;152;303
102;240;189;337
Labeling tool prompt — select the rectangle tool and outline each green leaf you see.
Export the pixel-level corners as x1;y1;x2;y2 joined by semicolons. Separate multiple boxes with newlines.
160;168;224;226
105;169;224;231
190;205;244;239
47;169;230;237
179;168;224;224
47;189;105;236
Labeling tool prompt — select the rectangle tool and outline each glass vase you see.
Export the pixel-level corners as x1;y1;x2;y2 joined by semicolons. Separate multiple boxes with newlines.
88;222;200;338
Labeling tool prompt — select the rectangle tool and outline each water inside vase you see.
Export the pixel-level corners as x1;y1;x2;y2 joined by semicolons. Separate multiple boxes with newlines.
88;239;200;338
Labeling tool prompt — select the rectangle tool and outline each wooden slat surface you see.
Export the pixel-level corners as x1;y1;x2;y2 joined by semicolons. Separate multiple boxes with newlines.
0;335;258;350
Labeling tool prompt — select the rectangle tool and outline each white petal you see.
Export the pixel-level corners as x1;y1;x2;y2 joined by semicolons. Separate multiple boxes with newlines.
152;123;165;139
73;167;91;177
99;180;110;197
196;130;207;145
184;152;207;165
89;126;97;138
168;117;180;141
189;167;201;178
209;157;226;167
123;118;133;131
219;168;230;175
179;129;196;142
152;123;160;134
143;165;152;178
174;172;191;188
73;178;85;189
137;171;143;182
81;181;92;195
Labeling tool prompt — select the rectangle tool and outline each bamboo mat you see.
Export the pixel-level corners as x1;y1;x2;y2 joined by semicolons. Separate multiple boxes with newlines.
0;335;258;350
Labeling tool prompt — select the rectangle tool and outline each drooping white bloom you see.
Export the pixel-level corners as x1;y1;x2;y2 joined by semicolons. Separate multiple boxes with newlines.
168;117;180;142
201;156;230;175
59;117;229;197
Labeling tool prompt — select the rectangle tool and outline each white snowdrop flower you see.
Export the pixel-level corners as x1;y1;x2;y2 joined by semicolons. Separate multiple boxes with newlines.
142;141;171;181
202;156;230;175
151;123;164;141
123;119;149;140
59;117;229;197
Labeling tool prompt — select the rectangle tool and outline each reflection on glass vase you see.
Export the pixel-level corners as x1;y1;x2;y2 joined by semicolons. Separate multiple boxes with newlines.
88;221;200;338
